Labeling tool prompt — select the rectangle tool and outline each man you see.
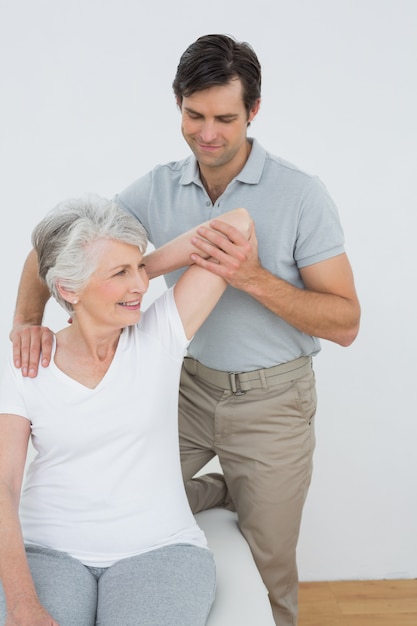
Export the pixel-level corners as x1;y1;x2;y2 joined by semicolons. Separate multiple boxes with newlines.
10;34;360;625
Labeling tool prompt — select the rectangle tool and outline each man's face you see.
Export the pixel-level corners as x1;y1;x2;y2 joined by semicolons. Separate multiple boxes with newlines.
179;79;260;174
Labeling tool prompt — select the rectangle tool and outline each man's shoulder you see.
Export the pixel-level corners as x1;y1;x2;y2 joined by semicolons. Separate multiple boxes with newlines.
249;139;317;185
115;154;195;208
265;151;315;181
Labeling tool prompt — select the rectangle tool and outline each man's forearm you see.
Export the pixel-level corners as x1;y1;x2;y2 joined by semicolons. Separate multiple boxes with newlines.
12;249;50;328
246;266;360;347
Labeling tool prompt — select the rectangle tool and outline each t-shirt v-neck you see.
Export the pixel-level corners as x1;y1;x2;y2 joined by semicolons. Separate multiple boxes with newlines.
50;329;128;392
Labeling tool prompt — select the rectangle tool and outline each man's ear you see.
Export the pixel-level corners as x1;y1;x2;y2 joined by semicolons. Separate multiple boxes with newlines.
248;98;261;124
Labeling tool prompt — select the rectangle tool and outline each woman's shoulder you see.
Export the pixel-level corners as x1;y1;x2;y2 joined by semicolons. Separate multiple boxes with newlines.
136;287;188;355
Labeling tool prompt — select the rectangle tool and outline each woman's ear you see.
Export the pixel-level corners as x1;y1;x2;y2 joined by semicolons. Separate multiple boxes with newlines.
57;282;79;305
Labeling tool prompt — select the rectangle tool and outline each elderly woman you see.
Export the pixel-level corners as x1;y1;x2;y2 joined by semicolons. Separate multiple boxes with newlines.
0;195;251;626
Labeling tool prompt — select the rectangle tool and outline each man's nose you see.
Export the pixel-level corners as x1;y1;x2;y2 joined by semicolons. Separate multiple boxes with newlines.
199;120;217;143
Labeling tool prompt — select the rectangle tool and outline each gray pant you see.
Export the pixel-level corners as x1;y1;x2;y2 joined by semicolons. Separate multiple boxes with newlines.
179;357;317;626
0;543;215;625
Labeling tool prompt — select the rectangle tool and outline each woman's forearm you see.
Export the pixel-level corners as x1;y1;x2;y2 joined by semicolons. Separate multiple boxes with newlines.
0;485;38;605
0;485;39;613
0;414;41;617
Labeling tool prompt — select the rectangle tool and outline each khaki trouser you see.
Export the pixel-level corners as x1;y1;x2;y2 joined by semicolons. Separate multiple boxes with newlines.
179;356;317;626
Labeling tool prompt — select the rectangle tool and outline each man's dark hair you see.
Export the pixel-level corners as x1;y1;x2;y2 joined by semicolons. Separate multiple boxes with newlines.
172;34;262;116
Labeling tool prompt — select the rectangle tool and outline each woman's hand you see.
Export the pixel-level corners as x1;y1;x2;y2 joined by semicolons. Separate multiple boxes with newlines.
6;598;59;625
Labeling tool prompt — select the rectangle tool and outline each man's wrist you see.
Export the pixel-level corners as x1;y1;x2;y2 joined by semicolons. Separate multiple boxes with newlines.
12;313;43;328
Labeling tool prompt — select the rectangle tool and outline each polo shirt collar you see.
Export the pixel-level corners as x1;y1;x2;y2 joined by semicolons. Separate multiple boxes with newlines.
235;138;265;184
180;138;266;186
181;156;201;185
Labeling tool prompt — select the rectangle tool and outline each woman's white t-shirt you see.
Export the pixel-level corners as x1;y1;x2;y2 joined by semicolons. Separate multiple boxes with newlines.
0;288;207;566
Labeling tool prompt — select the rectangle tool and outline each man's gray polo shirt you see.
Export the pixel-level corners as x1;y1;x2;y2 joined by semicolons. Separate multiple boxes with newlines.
116;139;345;371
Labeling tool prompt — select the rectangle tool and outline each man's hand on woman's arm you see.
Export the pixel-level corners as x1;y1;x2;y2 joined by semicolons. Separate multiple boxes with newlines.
143;208;253;278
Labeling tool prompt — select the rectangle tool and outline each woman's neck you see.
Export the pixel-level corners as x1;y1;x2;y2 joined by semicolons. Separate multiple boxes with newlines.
54;323;123;388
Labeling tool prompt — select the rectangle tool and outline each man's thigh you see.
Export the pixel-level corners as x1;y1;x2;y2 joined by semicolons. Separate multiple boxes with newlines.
178;365;224;480
179;361;317;509
216;369;317;624
217;369;317;544
96;544;216;626
218;370;317;509
0;545;97;626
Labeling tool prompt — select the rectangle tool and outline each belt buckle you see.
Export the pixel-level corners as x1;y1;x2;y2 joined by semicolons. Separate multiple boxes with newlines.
229;372;246;395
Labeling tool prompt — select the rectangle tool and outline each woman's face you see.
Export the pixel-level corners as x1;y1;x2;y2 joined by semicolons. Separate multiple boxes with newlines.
76;238;149;329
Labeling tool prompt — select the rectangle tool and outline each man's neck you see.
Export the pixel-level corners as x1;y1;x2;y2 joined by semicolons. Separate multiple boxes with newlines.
199;140;252;204
198;173;227;204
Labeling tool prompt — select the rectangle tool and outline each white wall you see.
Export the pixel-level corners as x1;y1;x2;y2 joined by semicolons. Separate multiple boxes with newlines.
1;0;416;582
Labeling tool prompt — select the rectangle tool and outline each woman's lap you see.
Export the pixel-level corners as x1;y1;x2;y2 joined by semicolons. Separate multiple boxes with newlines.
97;543;215;626
0;544;215;626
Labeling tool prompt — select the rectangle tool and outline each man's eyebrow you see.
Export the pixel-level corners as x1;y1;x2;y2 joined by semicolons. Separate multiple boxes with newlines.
183;106;201;115
216;113;239;120
184;107;239;120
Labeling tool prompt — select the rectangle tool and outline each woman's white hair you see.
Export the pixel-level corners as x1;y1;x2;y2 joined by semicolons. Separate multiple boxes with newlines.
31;194;148;314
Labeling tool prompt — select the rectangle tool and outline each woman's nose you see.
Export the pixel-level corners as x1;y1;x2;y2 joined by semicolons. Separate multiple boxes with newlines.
133;269;149;294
